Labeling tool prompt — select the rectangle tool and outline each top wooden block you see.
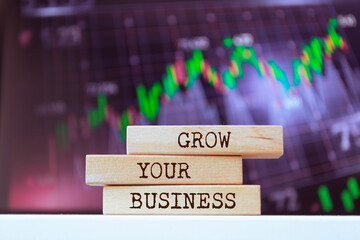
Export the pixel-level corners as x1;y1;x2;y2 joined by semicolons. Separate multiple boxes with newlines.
127;125;283;159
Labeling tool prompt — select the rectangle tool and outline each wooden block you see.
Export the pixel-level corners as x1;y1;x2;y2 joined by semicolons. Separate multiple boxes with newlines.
103;185;261;215
86;155;242;185
127;125;283;158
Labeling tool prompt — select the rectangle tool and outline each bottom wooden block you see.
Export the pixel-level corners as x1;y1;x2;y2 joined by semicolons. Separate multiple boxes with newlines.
103;185;260;215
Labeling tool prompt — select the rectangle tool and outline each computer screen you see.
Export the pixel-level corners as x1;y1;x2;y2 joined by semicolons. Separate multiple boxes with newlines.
1;0;360;214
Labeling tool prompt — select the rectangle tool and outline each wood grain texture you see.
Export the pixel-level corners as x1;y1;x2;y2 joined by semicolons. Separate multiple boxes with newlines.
86;155;242;185
127;125;283;158
103;185;261;215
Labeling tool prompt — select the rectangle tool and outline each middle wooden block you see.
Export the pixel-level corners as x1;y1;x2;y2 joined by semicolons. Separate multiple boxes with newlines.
86;155;243;185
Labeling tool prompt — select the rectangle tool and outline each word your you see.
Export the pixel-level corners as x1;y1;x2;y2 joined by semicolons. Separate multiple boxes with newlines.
137;162;191;179
130;192;236;209
178;131;231;148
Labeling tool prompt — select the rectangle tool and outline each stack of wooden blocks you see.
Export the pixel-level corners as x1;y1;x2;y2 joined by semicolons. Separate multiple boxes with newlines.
86;125;283;215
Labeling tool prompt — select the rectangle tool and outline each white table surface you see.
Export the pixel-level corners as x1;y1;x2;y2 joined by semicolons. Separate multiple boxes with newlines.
0;215;359;240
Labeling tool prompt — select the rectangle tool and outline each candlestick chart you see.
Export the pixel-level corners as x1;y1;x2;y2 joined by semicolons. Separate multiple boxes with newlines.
1;0;360;214
55;17;347;145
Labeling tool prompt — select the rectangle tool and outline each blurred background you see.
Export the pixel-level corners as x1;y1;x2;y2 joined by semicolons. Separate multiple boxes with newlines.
0;0;360;215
